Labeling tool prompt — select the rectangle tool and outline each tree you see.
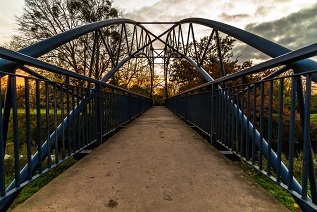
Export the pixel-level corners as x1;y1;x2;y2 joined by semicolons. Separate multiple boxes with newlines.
8;0;121;84
168;35;253;93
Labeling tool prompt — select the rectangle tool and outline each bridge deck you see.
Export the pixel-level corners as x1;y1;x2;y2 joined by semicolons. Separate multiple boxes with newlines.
13;106;287;211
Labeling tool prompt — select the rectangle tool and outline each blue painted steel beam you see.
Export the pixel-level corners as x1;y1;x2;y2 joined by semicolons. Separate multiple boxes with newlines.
0;19;155;210
164;41;317;208
0;47;149;97
149;19;317;207
0;19;138;73
179;43;317;94
0;50;151;212
0;47;101;83
178;18;317;82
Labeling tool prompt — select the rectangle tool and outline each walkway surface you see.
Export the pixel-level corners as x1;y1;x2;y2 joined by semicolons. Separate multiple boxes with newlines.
14;106;288;212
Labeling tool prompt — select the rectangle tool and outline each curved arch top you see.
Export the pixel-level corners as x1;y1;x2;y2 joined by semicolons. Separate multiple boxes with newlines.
1;17;317;211
171;18;317;80
0;17;316;82
0;18;153;73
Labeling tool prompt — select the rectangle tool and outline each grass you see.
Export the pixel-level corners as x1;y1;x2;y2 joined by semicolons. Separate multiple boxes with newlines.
2;108;62;115
311;114;317;122
236;160;301;211
6;157;77;211
18;108;61;114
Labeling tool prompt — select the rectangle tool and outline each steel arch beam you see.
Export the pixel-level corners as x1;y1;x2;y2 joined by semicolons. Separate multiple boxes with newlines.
177;18;317;81
0;18;154;75
1;17;317;211
0;19;155;209
162;20;317;209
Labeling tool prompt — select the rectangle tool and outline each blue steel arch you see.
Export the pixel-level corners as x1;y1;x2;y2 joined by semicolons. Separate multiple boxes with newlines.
0;19;156;211
163;18;317;211
0;18;317;211
163;18;317;82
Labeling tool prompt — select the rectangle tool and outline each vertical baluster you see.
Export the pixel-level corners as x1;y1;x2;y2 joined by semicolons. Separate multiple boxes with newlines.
210;86;214;143
53;83;59;164
76;87;80;149
25;78;32;180
259;82;265;170
220;89;224;144
104;91;108;134
95;83;102;145
36;81;42;173
216;89;220;141
85;88;89;146
226;89;230;147
246;84;251;160
277;78;284;183
302;74;312;200
0;76;5;197
252;83;257;165
80;86;84;148
267;81;273;176
288;76;296;190
240;84;245;157
228;87;236;151
71;86;76;152
235;86;240;153
11;76;20;187
60;84;65;160
45;81;51;168
66;78;71;156
103;90;107;134
88;89;92;144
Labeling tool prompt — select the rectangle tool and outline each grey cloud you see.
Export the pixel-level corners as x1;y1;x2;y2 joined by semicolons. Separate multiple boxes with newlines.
234;3;317;62
124;0;207;41
124;0;219;22
124;0;317;64
245;3;317;49
223;2;234;11
254;6;274;17
233;43;270;64
220;13;250;22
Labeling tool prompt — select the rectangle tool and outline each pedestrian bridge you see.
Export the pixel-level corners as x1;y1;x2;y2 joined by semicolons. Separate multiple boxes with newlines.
1;18;317;211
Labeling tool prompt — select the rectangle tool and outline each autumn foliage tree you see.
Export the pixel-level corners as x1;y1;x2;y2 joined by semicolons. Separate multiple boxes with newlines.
168;35;253;93
8;0;121;84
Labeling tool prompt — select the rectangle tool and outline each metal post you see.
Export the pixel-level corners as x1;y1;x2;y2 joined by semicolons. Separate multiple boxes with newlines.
95;83;103;146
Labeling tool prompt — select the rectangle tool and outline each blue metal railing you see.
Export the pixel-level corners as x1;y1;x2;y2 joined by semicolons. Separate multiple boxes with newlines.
0;54;152;212
166;44;317;211
0;71;152;210
0;18;155;210
1;16;316;211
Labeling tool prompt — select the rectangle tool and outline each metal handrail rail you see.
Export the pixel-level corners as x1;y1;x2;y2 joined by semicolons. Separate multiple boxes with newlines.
171;43;317;97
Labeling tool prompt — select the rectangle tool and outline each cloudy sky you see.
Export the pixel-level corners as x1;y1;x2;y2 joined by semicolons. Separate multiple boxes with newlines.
0;0;316;62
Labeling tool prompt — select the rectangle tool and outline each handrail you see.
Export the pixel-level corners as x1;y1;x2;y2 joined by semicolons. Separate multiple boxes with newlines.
1;17;317;211
0;47;149;99
174;43;317;96
166;41;317;211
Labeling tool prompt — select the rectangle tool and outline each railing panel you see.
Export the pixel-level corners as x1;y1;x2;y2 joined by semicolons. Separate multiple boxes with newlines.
0;72;152;209
166;70;317;210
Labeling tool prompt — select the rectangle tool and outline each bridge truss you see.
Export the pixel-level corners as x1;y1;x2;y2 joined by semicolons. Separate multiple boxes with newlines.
0;18;317;211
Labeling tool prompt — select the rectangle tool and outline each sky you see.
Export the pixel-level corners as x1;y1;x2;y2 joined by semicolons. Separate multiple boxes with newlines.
0;0;316;62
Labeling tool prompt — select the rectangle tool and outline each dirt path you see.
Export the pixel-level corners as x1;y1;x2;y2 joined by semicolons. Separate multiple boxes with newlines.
13;106;288;211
